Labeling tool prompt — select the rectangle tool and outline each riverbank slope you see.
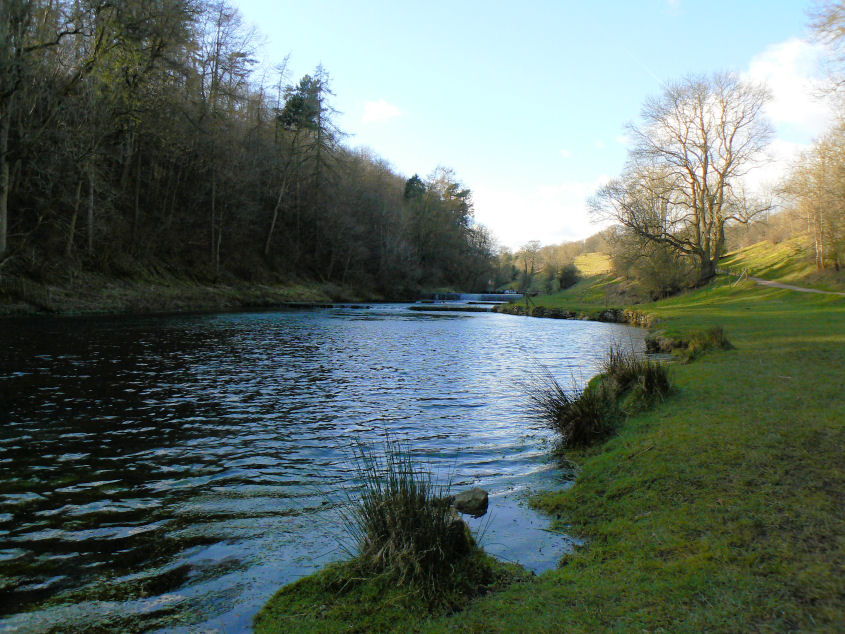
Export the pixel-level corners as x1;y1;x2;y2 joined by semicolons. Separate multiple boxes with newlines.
259;277;845;631
424;278;845;631
0;270;384;317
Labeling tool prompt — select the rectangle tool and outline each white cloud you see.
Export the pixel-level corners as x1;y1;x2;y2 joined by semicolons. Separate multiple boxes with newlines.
740;38;836;196
594;140;606;150
473;176;612;250
362;99;400;123
744;38;833;140
744;138;807;197
615;134;631;147
560;148;571;158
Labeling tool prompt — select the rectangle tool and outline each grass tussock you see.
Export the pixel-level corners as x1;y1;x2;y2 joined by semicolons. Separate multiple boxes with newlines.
601;343;671;406
528;368;620;448
684;325;734;361
255;439;529;631
340;439;481;603
530;346;670;448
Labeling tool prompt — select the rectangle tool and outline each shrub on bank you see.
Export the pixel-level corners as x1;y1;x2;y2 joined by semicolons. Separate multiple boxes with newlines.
601;344;671;407
528;369;620;448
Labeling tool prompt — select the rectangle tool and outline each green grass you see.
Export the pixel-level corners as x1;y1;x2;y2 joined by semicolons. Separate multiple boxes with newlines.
497;274;625;317
574;252;613;277
421;279;845;632
254;553;530;633
721;234;845;292
257;277;845;632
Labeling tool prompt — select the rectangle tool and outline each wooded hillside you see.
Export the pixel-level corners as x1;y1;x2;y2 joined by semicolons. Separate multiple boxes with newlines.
0;1;495;297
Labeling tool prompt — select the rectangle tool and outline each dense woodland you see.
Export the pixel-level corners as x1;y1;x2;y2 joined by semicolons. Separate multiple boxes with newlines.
0;1;496;298
3;1;845;306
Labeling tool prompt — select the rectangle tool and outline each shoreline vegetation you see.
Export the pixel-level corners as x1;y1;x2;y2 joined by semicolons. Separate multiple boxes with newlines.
255;268;844;632
0;272;392;318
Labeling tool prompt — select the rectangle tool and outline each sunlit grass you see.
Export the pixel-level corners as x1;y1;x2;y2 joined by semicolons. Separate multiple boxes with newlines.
721;234;845;292
574;252;612;277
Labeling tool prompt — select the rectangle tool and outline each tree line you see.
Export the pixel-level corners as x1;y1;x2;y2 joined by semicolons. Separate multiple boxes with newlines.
0;1;495;297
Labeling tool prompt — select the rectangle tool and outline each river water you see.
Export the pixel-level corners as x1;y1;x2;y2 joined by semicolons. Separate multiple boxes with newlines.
0;305;644;632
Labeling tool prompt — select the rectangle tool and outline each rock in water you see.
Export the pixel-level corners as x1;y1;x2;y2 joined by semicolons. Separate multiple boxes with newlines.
453;487;489;517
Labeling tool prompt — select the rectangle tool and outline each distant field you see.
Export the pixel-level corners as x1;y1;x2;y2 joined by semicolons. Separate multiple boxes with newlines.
573;252;612;276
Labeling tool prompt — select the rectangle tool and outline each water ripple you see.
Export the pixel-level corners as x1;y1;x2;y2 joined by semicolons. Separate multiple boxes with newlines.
0;306;644;631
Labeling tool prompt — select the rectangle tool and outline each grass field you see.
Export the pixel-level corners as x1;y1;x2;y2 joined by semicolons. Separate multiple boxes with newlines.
573;252;613;277
257;258;845;632
721;235;845;292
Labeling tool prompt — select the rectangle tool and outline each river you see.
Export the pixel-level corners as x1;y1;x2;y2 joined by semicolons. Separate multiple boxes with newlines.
0;305;645;631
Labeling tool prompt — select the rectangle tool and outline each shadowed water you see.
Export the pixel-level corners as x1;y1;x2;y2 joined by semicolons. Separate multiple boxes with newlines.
0;305;644;631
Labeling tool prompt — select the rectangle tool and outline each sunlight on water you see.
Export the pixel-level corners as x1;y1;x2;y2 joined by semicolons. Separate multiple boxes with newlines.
0;306;644;631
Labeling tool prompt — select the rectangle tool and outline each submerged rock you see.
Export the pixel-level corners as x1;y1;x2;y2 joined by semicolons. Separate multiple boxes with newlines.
453;487;489;517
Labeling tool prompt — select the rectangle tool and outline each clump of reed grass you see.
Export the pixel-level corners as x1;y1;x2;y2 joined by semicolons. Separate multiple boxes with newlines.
684;325;734;361
601;343;671;405
339;438;478;601
528;368;619;448
529;346;671;448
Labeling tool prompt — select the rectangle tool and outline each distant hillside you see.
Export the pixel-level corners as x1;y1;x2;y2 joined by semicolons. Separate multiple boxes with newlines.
573;252;612;277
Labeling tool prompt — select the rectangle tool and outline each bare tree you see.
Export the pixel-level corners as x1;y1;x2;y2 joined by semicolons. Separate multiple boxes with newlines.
591;73;772;283
782;125;845;270
810;1;845;91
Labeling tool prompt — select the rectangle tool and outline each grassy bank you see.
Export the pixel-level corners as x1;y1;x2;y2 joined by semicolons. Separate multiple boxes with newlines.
425;279;845;631
0;269;382;317
258;277;845;631
721;235;845;292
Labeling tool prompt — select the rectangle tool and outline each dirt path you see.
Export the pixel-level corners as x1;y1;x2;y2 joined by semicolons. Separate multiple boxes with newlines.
750;276;845;296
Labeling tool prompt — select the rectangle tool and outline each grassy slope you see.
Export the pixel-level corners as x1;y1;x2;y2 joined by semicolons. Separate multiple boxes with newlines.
721;235;845;292
573;252;613;277
421;279;845;632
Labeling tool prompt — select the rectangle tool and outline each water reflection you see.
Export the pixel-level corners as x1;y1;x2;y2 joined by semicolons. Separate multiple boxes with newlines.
0;306;644;631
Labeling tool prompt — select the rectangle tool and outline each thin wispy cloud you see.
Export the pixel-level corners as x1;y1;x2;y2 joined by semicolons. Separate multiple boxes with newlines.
362;99;401;123
560;148;572;158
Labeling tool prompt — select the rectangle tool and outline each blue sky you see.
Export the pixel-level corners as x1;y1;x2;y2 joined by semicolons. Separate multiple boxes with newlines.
236;0;831;249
